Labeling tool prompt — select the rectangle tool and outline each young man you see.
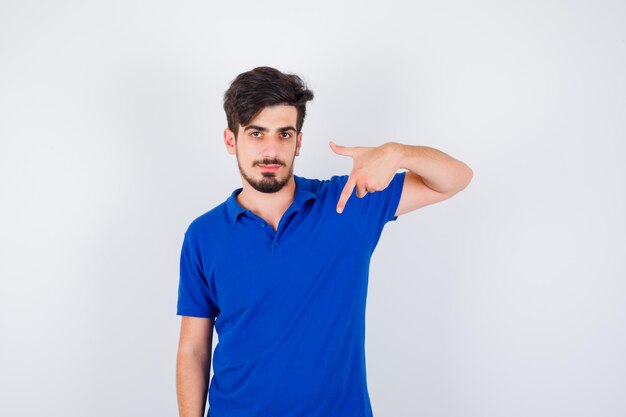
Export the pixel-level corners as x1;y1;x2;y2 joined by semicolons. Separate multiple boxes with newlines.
176;66;473;417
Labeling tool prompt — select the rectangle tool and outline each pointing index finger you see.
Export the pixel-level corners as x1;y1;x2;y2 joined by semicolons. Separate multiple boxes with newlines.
337;173;357;214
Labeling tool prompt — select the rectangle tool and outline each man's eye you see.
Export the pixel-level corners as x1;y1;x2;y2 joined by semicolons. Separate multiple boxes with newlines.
250;131;290;138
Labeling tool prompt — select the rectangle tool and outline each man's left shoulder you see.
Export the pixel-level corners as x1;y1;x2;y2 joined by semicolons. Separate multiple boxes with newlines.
294;175;327;194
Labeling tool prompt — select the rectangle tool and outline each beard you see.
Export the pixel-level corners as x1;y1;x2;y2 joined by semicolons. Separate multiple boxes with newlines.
237;152;296;193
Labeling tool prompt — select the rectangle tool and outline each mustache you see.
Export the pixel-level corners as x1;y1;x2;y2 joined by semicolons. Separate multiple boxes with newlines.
255;160;284;166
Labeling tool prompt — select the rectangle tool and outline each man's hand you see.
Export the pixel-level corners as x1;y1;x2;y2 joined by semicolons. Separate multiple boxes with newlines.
329;141;403;214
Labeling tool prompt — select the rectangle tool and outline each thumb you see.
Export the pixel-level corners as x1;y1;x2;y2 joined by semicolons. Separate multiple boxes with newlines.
329;140;353;156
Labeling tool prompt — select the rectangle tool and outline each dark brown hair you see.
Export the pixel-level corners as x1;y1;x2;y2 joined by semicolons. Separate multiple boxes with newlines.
223;66;314;138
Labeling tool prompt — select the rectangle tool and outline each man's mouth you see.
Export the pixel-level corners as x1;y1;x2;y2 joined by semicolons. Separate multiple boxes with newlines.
258;164;281;171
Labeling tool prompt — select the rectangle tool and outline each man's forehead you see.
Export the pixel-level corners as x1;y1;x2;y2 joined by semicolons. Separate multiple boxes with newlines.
241;105;298;131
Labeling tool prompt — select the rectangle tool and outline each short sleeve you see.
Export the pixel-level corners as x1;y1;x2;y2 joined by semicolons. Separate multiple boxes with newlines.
177;230;220;318
346;170;406;251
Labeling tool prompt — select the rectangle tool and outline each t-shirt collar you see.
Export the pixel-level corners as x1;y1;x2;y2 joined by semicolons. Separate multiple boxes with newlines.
226;175;317;224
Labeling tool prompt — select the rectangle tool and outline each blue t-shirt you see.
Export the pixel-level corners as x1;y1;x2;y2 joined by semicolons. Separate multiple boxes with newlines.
177;171;407;417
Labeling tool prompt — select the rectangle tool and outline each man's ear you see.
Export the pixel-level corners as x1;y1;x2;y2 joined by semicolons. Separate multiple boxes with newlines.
224;128;236;155
295;131;303;156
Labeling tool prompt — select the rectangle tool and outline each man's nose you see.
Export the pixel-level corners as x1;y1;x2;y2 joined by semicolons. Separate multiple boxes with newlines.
261;135;283;156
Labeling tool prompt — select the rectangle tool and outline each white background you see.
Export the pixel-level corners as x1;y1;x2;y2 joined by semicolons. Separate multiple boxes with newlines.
1;1;625;416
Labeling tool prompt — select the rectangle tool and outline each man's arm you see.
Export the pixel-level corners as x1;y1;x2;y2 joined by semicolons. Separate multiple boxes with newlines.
392;143;473;217
176;316;215;417
329;141;473;215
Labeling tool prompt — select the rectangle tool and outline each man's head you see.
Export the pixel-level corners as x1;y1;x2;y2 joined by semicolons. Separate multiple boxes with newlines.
223;66;314;193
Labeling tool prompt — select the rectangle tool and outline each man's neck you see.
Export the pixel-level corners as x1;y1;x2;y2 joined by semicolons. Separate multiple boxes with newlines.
236;175;296;225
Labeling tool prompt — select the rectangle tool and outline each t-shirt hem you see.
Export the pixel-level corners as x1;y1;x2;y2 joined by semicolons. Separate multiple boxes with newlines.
387;170;407;222
177;307;217;318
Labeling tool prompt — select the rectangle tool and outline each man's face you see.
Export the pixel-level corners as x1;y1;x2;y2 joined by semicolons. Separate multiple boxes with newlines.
224;104;303;193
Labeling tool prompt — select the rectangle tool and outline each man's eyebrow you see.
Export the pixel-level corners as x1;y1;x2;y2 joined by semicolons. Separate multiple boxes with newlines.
243;125;296;133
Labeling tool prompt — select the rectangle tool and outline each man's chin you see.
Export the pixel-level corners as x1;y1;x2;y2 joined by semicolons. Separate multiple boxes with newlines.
247;175;289;193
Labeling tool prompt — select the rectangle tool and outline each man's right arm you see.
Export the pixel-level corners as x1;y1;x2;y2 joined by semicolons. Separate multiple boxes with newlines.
176;316;215;417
